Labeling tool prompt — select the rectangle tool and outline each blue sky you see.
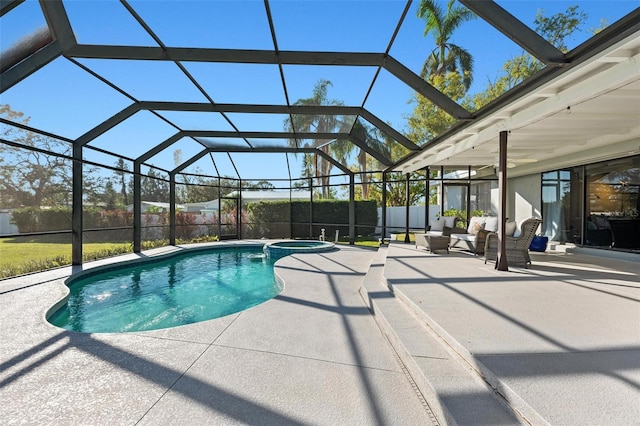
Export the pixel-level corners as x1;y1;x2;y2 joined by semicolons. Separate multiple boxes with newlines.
1;0;636;182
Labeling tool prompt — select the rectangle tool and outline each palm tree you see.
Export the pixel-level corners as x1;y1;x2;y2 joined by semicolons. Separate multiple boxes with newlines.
285;79;352;198
417;0;475;90
351;120;390;200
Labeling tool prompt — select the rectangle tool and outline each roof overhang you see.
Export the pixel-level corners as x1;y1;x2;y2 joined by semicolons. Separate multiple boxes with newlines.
397;24;640;177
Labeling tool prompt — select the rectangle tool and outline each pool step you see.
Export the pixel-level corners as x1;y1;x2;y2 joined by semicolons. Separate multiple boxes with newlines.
359;247;526;426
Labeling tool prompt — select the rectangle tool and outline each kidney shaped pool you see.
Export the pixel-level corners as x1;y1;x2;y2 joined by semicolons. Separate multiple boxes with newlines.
48;246;281;333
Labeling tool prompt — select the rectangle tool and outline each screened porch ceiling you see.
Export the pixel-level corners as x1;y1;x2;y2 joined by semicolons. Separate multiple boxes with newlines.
1;0;639;181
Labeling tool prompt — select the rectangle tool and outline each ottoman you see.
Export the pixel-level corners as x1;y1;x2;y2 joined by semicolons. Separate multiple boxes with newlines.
415;234;450;254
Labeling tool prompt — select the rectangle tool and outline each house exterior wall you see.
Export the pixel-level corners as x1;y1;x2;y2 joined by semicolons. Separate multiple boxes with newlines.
508;174;542;225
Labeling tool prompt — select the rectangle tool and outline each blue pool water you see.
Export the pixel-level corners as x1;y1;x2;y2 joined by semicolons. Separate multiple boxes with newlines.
48;246;281;333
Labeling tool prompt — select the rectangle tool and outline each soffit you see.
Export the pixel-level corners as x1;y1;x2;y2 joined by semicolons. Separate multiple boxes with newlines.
399;29;640;177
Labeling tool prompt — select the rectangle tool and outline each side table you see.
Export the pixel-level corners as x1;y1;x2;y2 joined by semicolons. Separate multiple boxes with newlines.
415;234;450;254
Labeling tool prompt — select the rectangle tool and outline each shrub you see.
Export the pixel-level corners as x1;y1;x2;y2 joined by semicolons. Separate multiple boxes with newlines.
246;200;378;239
175;212;199;240
11;206;74;232
11;207;133;233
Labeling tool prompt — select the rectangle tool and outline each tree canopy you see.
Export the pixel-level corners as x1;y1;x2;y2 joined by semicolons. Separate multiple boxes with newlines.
417;0;476;90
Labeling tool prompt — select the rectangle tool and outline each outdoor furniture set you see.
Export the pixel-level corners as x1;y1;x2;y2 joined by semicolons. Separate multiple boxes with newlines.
415;216;543;268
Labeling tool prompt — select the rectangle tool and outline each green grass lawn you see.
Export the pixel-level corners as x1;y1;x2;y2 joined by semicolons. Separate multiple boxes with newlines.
0;233;220;279
0;236;132;279
0;240;129;263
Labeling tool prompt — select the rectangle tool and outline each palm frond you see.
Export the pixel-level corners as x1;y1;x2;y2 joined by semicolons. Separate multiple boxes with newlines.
417;0;444;38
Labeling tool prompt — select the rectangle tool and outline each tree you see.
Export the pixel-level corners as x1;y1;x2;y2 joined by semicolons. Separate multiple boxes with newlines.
417;0;476;90
374;171;426;207
351;120;391;200
244;180;275;190
468;5;589;108
140;168;169;202
100;180;119;209
114;158;130;206
0;104;72;208
353;137;426;207
534;5;588;52
406;71;467;145
285;79;353;199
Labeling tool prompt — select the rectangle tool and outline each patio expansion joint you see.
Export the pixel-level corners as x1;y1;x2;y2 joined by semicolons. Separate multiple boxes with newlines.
135;311;245;423
141;344;214;415
129;333;218;347
209;342;402;374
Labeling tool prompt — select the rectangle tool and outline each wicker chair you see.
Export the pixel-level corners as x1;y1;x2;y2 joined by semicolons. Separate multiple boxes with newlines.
484;218;542;268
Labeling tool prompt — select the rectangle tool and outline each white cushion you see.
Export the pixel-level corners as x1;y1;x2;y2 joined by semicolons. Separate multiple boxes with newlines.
443;216;456;228
430;219;444;231
467;216;486;234
513;225;522;238
484;216;499;232
505;221;517;236
451;233;476;242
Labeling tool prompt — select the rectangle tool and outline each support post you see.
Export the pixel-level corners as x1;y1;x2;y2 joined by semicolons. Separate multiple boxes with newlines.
496;131;509;271
133;161;141;252
466;165;472;227
238;179;242;240
349;173;355;245
404;173;411;243
71;143;83;265
425;167;430;231
169;172;176;245
309;177;313;238
381;171;387;239
217;177;222;239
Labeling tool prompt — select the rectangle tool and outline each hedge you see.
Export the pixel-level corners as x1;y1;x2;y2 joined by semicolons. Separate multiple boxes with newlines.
10;207;133;233
246;200;378;239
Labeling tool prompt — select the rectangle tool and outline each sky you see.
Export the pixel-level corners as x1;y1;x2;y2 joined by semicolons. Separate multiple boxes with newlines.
0;0;636;183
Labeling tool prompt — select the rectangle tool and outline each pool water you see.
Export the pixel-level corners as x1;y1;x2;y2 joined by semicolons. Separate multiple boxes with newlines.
48;246;281;333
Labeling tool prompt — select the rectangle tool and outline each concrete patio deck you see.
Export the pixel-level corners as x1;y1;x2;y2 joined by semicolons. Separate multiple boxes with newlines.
373;242;640;425
1;241;638;425
0;243;431;425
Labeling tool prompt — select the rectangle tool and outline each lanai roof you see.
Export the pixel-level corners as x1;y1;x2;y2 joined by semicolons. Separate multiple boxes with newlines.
1;1;639;180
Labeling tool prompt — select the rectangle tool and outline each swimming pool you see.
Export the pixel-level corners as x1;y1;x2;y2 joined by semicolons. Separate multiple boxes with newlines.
48;246;281;333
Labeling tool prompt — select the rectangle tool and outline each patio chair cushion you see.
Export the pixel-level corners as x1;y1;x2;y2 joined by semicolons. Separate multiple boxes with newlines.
484;218;543;268
430;216;455;231
470;222;484;234
467;216;486;234
484;216;499;232
430;219;444;231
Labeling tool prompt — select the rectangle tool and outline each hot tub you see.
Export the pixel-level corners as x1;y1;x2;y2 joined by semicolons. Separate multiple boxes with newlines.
263;240;336;260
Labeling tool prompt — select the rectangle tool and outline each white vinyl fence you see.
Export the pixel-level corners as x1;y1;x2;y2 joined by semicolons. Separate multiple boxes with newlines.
375;205;441;237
